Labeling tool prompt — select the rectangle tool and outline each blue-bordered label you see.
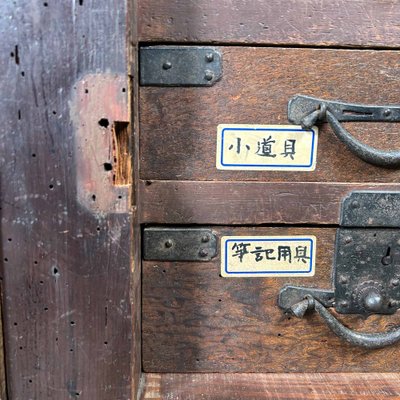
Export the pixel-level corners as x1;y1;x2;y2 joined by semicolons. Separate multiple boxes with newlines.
216;124;318;171
221;236;316;277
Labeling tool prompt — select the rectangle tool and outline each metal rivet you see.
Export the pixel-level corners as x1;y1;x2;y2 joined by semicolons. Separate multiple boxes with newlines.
351;200;360;209
364;290;383;312
339;275;348;284
165;239;173;248
339;300;348;308
391;278;400;287
344;236;352;244
201;235;210;243
199;248;208;257
205;53;214;62
384;109;392;117
204;70;214;81
382;256;392;265
162;61;172;70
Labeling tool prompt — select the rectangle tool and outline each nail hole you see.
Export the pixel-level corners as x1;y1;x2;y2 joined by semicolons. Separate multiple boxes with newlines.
49;184;54;190
84;89;89;94
103;162;112;171
98;118;109;128
91;194;96;201
32;153;36;158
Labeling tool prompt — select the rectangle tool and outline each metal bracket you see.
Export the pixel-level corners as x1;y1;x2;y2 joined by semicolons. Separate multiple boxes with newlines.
143;227;217;261
140;46;223;87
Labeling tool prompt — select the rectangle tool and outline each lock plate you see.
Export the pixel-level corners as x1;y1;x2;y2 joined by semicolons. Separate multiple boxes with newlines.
334;229;400;314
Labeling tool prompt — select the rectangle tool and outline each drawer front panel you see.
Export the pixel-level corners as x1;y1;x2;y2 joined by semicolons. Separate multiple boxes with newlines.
140;47;400;183
142;226;400;373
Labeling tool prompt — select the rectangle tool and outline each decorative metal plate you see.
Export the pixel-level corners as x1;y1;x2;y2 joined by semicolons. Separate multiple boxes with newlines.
334;228;400;315
143;227;217;261
140;46;222;87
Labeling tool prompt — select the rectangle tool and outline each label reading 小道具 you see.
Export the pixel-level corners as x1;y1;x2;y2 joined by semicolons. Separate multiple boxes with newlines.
221;236;316;277
216;124;318;171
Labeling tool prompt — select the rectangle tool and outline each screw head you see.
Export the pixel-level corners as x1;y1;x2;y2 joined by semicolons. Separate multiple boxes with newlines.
351;200;360;209
339;275;348;284
344;236;352;244
384;109;392;117
204;70;214;81
162;61;172;70
199;248;209;257
205;53;214;62
165;239;173;248
391;278;400;287
201;234;210;243
339;300;349;308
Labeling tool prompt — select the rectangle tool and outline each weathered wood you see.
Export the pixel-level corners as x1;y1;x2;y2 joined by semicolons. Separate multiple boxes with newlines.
0;294;6;399
140;47;400;183
142;373;400;400
140;181;400;225
142;226;400;373
0;2;138;399
138;0;400;48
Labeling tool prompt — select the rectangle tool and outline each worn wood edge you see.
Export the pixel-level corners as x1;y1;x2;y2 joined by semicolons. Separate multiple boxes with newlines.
128;0;142;398
0;287;6;399
141;373;400;399
140;180;400;225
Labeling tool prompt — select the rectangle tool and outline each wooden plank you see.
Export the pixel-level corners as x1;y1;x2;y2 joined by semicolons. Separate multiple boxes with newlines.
138;0;400;48
0;293;6;399
142;373;400;400
140;181;400;225
140;47;400;183
142;226;400;373
0;2;138;399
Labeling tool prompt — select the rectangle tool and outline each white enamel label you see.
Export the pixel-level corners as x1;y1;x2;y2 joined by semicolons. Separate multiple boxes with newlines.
221;236;316;277
216;124;318;171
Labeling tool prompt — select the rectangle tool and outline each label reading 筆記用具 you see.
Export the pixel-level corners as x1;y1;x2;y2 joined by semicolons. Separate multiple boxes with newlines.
221;236;316;277
216;124;318;171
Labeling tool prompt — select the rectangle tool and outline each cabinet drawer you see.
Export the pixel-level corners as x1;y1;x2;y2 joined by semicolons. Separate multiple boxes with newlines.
140;47;400;183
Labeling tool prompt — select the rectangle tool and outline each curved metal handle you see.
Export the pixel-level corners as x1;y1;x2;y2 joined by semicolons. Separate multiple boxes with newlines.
288;95;400;168
293;296;400;349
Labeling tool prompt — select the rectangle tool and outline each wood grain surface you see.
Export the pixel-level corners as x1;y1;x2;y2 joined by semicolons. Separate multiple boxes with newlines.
0;2;137;399
143;226;400;373
142;373;400;400
138;0;400;48
140;181;400;225
140;47;400;183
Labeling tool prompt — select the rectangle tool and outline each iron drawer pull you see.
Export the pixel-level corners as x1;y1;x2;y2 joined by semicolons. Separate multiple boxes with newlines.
290;295;400;349
288;95;400;168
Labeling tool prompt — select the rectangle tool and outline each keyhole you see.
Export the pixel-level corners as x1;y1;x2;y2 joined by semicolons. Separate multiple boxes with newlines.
382;246;392;265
